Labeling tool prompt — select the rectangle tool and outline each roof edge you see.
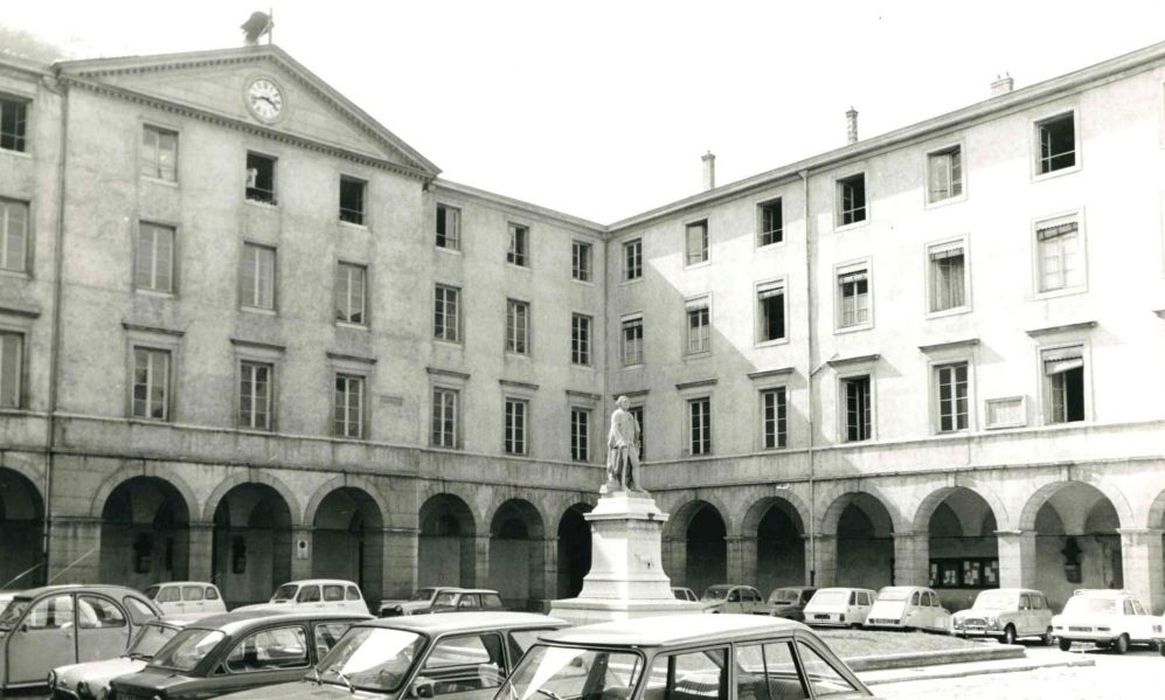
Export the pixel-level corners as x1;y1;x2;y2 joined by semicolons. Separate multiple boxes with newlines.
433;179;606;233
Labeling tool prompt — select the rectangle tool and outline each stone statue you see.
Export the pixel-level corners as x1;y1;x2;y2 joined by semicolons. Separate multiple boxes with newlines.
604;395;644;494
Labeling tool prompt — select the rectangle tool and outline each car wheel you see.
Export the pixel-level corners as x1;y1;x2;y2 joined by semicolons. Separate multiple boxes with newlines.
1058;638;1072;652
1042;627;1054;646
1114;634;1130;655
1002;625;1017;645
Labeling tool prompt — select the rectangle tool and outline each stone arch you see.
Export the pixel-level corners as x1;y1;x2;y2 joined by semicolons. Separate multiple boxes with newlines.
489;498;547;610
910;483;1007;535
91;464;198;523
0;467;45;588
1017;475;1134;533
556;502;593;599
99;475;192;588
664;499;727;596
418;493;478;588
817;489;901;537
820;490;896;590
202;471;302;527
211;482;295;606
310;485;386;601
742;495;808;593
913;486;1001;610
483;493;551;540
303;474;391;529
665;493;736;539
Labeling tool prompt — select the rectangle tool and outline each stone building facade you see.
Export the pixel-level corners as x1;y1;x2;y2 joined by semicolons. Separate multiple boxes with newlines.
1;41;1164;612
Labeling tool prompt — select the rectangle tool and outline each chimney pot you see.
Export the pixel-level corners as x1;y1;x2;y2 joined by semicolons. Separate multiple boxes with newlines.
701;151;716;191
845;107;858;145
991;73;1014;97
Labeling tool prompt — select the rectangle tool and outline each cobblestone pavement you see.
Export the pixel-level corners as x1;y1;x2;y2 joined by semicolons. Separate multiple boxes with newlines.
875;645;1160;699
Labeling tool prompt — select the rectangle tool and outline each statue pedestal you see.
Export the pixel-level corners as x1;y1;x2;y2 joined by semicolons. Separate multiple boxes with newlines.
549;492;702;624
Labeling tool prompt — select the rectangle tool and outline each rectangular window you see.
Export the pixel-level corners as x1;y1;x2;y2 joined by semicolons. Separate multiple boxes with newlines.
506;299;530;354
686;299;710;355
431;387;459;448
0;331;22;408
929;244;966;312
685;220;708;265
1044;346;1085;423
436;204;461;250
0;97;28;152
339;176;367;225
927;147;962;202
572;240;592;281
245;152;277;204
141;125;178;181
1037;113;1076;174
333;373;365;438
761;387;787;449
135;222;175;293
1037;218;1082;293
239;361;273;430
837;174;866;225
935;362;969;433
132;347;170;420
758;282;786;342
837;268;870;328
621;317;643;366
507;223;528;266
1;198;30;274
758;199;783;246
571;313;591;366
570;407;590;462
623;238;642;280
335;262;367;325
688;397;711;455
240;243;276;310
628;404;644;460
434;284;460;342
504;398;528;455
842;375;871;442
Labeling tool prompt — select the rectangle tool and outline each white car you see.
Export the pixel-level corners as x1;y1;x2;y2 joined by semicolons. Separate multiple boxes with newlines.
700;584;769;614
235;578;370;615
865;585;950;632
48;617;192;700
951;588;1054;644
1051;589;1164;653
803;587;877;628
143;581;226;617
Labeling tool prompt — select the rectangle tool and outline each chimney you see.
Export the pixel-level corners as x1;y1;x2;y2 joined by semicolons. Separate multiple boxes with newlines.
845;107;858;145
991;73;1014;97
701;151;716;191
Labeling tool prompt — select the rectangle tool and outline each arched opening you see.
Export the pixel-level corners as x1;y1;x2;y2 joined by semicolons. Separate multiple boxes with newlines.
1027;482;1122;611
832;493;894;589
685;503;727;597
489;499;546;611
212;483;292;607
749;498;805;594
923;488;999;611
418;494;476;588
312;488;384;604
556;504;592;599
0;468;45;588
100;476;190;589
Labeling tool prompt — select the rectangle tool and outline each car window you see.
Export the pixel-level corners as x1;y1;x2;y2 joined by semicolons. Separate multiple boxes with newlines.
481;594;504;610
859;592;870;606
796;641;861;697
1133;600;1147;616
182;586;205;602
645;647;727;699
737;641;808;700
910;592;920;606
78;595;126;629
458;594;480;609
509;629;554;657
1032;595;1045;610
323;585;344;602
24;595;74;629
416;633;506;695
433;592;458;607
801;590;814;604
157;586;181;603
346;586;361;601
1123;600;1135;615
206;587;221;601
144;586;160;600
314;622;350;658
928;592;938;607
728;590;741;603
297;586;321;603
123;596;157;624
226;625;309;672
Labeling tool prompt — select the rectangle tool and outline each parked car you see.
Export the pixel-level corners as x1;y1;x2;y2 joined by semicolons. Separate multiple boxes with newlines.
378;586;462;617
107;609;369;699
803;587;877;628
429;588;505;613
235;579;369;615
49;617;195;700
205;611;568;700
671;587;698;603
0;584;161;691
865;585;951;632
767;586;817;621
701;584;769;614
1051;588;1164;653
497;613;874;700
143;582;227;617
950;588;1054;645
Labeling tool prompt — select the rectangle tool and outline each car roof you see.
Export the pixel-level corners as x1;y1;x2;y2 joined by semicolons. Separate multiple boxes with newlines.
981;588;1041;595
358;611;564;635
186;609;370;634
149;581;220;588
877;586;932;594
706;584;756;590
277;579;359;587
771;586;816;592
438;588;500;595
815;587;874;593
542;614;805;648
12;584;151;600
1072;589;1135;599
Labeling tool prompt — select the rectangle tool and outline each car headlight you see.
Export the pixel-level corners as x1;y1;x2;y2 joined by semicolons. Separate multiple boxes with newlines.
47;670;58;687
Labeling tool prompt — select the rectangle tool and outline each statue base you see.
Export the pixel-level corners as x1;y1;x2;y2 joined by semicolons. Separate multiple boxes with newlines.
549;492;702;624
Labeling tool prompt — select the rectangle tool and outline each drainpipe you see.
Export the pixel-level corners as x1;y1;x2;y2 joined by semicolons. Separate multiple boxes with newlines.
799;168;815;586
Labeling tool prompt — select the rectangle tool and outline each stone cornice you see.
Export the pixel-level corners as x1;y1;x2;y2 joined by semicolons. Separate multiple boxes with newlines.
918;338;980;353
499;379;539;393
565;390;602;402
1025;321;1097;338
826;353;880;368
675;378;718;391
121;321;184;337
0;303;42;319
747;366;796;380
326;351;377;365
426;367;470;381
610;389;649;399
229;338;286;352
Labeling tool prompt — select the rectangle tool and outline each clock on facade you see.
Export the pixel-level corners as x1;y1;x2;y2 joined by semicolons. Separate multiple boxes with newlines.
246;78;284;121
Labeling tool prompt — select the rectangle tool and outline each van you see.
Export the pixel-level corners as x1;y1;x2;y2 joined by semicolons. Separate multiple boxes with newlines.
803;587;877;628
144;581;227;616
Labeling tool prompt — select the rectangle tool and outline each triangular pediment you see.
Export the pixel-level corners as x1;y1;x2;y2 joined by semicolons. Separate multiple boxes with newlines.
57;46;438;177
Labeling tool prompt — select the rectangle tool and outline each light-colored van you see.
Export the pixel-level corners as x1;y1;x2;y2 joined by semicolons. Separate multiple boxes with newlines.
236;578;370;615
866;585;950;632
144;581;227;616
803;587;877;628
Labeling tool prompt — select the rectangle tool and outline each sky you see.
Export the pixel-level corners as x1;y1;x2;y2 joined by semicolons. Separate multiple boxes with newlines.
6;1;1165;223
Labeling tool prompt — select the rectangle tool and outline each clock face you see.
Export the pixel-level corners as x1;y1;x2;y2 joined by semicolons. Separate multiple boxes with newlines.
247;78;284;121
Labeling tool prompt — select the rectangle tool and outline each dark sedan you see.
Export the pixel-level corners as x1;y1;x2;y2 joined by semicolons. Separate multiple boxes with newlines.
107;609;369;699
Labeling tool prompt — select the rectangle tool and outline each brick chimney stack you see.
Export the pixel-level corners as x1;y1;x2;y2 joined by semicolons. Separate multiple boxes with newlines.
991;73;1014;97
701;151;716;191
846;107;858;144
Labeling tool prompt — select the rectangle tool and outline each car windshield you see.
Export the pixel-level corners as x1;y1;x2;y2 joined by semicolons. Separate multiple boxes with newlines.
411;588;436;601
0;599;30;630
810;590;850;607
499;644;643;700
271;584;298;602
315;627;425;691
144;586;160;599
973;590;1016;610
703;587;731;601
149;629;226;672
877;589;910;602
1062;597;1117;615
129;622;181;659
769;589;800;604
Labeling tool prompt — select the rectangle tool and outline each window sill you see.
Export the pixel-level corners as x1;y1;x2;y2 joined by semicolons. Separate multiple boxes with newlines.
338;220;369;231
684;350;713;360
570;362;595;370
244;198;279;209
134;288;177;299
1033;285;1088;301
926;306;972;320
240;306;278;316
1032;163;1081;183
571;277;595;286
433;338;463;348
621;363;645;370
834;322;873;335
141;175;179;188
435;245;463;255
684;260;711;271
755;337;790;348
834;219;869;233
336;321;369;331
620;276;644;287
756;237;786;251
925;192;966;210
0;148;32;160
504;351;532;360
0;268;32;281
506;262;532;272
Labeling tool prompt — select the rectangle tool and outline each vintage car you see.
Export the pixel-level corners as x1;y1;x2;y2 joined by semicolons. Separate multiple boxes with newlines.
865;585;951;632
107;609;369;699
950;587;1054;644
671;587;698;603
803;587;877;628
701;584;769;614
1051;588;1164;653
143;582;227;617
767;586;817;621
49;617;194;700
496;613;873;700
0;584;161;691
235;579;369;615
378;586;463;617
205;611;568;700
428;588;505;613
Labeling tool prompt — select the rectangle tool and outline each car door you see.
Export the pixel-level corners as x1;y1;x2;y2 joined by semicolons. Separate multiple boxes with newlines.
322;584;345;611
7;594;76;686
312;621;354;661
205;586;226;613
930;592;950;631
296;585;323;610
183;585;206;615
215;623;313;695
75;594;132;663
725;588;743;614
345;585;365;614
457;594;481;611
410;631;508;699
1017;593;1033;635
